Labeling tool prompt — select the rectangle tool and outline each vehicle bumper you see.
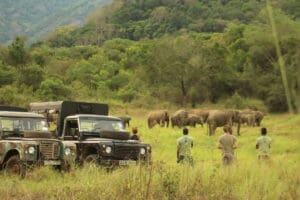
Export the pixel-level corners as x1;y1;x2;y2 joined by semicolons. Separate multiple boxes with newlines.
99;159;152;166
22;159;62;166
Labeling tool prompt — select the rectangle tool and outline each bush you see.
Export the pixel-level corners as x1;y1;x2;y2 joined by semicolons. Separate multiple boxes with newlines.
224;92;245;109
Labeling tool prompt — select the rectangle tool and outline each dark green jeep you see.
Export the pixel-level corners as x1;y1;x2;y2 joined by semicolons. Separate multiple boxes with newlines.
29;101;152;167
0;106;76;177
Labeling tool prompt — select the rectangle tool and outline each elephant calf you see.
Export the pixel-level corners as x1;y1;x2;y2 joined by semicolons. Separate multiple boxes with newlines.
147;110;169;128
184;114;203;127
238;113;255;127
239;109;265;126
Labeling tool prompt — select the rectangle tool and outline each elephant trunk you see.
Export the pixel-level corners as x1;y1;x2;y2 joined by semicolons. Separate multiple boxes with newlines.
237;122;241;136
166;118;169;128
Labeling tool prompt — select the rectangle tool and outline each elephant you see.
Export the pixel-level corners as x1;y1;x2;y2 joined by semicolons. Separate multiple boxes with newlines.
239;109;264;126
117;115;131;127
171;109;188;128
147;110;170;128
253;111;264;126
206;109;239;136
236;113;255;127
189;109;210;124
184;113;203;127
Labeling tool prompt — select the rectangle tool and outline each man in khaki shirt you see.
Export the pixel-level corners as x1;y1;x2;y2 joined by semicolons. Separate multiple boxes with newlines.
217;125;237;165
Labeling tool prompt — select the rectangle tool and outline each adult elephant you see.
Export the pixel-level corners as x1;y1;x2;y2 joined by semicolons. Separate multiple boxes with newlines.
206;109;239;136
254;111;264;126
171;109;188;128
147;110;169;128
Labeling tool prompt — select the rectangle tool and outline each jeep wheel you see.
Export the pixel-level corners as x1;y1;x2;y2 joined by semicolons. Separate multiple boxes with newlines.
85;154;98;163
4;155;26;178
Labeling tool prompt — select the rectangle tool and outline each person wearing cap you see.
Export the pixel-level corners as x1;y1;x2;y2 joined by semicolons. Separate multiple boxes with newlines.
177;127;193;166
256;127;271;160
217;125;237;165
130;127;141;141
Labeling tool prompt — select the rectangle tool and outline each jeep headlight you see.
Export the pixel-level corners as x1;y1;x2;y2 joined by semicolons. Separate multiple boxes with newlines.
28;146;35;154
105;146;112;154
140;148;146;155
65;147;71;156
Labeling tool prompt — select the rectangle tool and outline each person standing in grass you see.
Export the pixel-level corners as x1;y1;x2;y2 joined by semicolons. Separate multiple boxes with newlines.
256;127;272;160
177;127;193;166
217;125;237;165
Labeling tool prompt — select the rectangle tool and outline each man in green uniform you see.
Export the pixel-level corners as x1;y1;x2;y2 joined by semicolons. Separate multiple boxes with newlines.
256;127;271;160
217;125;237;165
177;127;193;166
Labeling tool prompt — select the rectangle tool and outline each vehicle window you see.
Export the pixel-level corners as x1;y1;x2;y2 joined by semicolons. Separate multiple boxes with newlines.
0;117;49;132
79;118;124;132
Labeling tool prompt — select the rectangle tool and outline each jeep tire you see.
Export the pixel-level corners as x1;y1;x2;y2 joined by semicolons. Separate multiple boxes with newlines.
85;154;98;163
4;155;26;178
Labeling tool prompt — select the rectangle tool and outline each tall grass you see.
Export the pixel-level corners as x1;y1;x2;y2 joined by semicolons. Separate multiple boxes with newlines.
1;113;299;199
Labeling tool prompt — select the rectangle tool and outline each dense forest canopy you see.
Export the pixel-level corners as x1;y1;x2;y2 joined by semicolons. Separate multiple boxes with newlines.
0;0;299;113
0;0;111;44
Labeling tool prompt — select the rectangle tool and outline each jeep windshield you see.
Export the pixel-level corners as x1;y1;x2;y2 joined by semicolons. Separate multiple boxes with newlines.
0;117;49;133
79;117;125;134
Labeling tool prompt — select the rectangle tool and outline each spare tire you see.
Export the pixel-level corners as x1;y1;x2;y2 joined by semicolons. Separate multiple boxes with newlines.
99;130;130;140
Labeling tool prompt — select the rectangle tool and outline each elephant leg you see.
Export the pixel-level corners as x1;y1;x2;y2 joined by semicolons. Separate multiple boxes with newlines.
237;123;241;136
257;120;261;126
208;123;214;136
155;119;160;127
166;119;169;127
161;120;165;127
212;126;217;135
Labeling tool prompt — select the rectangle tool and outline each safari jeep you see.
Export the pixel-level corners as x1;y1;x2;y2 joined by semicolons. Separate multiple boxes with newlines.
0;106;76;177
29;101;152;167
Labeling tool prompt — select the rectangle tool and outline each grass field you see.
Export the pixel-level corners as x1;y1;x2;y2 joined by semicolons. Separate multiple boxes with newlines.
0;113;299;200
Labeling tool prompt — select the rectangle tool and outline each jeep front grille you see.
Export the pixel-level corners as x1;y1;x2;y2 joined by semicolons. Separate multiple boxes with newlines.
114;145;141;160
39;141;60;160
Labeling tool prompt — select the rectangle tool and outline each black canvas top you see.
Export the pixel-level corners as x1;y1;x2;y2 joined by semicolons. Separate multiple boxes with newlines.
30;101;109;135
0;105;27;112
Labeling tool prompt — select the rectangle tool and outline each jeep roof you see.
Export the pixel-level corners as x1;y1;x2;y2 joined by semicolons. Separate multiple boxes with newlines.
0;111;45;118
66;114;121;121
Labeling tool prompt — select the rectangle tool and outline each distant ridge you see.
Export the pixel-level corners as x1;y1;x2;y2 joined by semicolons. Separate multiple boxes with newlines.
0;0;111;44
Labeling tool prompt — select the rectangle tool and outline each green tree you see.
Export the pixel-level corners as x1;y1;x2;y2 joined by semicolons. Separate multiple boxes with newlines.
145;35;201;105
46;26;76;47
0;61;15;86
243;7;300;112
17;64;44;91
8;37;30;67
37;78;71;100
30;45;53;66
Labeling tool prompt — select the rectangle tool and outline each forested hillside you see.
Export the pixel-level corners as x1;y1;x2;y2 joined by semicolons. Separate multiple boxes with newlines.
0;0;299;113
0;0;111;44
